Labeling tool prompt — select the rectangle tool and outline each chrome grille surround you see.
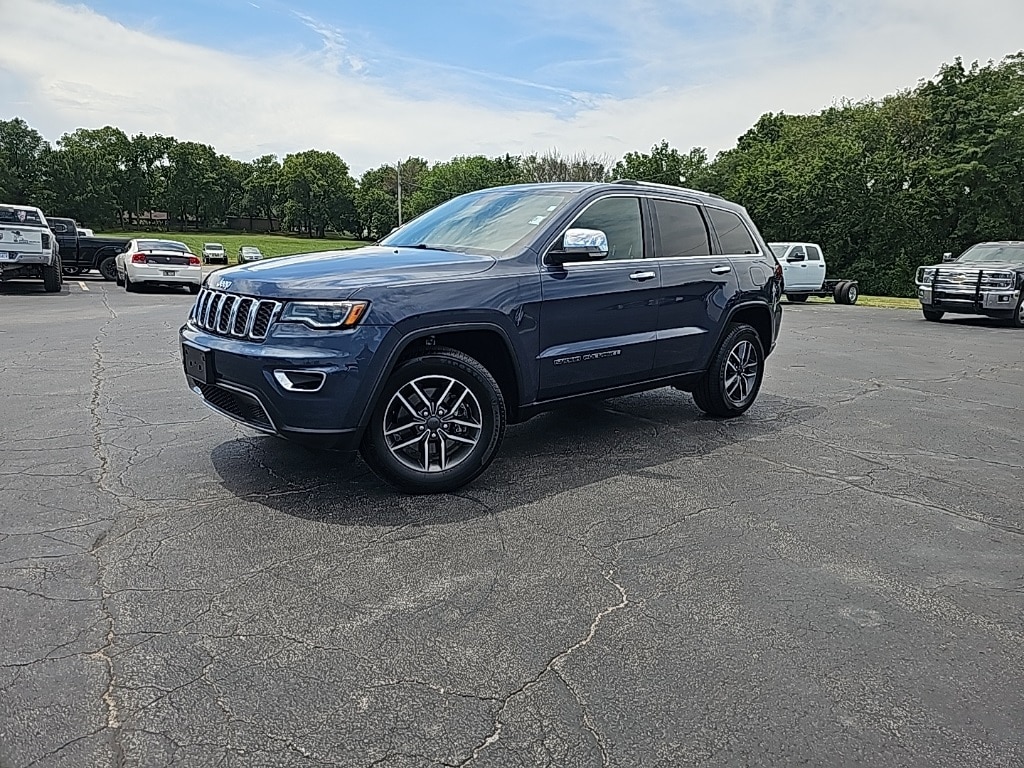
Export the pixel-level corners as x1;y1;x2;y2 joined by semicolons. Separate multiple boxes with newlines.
189;288;282;341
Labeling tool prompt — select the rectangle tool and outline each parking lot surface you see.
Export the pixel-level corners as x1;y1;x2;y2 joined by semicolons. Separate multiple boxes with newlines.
2;277;1022;767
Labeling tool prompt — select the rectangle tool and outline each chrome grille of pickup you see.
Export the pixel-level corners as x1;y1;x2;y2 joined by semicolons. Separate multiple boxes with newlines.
190;288;282;341
932;268;1015;293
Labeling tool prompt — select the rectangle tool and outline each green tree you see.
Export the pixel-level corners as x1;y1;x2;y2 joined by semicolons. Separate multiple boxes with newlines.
612;141;710;188
242;155;283;227
0;118;48;204
404;154;523;219
279;150;358;237
520;150;610;183
356;157;428;239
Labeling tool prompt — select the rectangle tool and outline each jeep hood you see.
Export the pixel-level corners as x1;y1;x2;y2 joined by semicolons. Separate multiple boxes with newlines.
209;246;497;300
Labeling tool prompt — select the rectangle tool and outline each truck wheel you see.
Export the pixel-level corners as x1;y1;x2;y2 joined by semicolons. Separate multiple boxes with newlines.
832;282;846;303
786;294;808;303
838;282;859;305
99;257;118;281
922;309;944;322
43;257;63;293
360;347;506;494
1011;295;1024;329
692;323;764;418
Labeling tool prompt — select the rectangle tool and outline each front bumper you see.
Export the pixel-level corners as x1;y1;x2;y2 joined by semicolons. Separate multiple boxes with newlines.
179;321;392;451
917;285;1019;314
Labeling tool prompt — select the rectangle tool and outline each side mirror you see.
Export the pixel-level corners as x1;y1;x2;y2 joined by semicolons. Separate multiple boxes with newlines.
942;252;956;262
786;253;805;263
549;228;609;264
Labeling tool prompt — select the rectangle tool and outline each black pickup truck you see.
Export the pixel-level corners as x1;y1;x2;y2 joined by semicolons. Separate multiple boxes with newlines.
48;217;130;280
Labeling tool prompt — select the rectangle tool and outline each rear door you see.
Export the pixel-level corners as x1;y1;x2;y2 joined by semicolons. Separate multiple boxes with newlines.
650;198;737;375
537;194;660;400
805;244;826;289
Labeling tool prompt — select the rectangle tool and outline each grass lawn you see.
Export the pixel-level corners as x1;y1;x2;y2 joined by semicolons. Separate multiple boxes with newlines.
801;295;920;309
99;231;367;264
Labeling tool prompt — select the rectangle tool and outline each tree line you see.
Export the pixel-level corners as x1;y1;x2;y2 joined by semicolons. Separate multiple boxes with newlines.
1;53;1021;296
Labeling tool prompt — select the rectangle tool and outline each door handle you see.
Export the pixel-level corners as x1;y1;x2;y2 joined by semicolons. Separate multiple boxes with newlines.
629;271;657;282
710;265;732;275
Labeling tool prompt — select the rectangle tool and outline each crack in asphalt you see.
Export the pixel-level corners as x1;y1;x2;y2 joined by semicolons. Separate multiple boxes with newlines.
456;569;629;766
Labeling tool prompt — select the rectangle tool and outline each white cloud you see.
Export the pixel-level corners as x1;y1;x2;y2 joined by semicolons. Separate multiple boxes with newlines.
1;0;1022;175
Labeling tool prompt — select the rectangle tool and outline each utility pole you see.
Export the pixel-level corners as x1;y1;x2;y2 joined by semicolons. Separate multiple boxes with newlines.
396;159;403;227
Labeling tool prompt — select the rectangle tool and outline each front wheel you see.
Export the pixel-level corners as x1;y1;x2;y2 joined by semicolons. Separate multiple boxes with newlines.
360;347;506;493
922;308;944;322
692;324;765;418
98;256;118;281
1011;295;1024;329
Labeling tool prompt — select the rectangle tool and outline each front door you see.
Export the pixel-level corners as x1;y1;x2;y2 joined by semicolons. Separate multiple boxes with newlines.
538;195;660;400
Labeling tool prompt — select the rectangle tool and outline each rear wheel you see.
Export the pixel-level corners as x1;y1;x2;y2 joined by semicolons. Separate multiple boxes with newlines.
125;273;138;292
836;281;859;305
360;347;506;494
43;257;63;293
922;308;944;322
692;323;765;418
98;256;117;281
187;283;200;295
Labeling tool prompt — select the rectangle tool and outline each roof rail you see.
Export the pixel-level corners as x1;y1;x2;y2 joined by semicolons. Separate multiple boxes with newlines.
611;178;724;200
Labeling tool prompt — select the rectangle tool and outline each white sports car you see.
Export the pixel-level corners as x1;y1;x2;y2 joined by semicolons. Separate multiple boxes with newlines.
115;238;203;294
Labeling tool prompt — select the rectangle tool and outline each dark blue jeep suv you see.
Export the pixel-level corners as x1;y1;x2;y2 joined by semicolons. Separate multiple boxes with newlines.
180;181;783;493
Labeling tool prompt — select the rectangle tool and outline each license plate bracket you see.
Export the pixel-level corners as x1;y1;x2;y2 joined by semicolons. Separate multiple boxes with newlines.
182;342;215;385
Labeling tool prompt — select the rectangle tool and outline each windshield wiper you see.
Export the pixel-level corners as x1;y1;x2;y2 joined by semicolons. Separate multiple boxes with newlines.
406;243;455;252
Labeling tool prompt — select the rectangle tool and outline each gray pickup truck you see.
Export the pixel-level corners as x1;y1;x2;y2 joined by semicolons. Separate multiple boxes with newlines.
0;204;62;292
915;241;1024;328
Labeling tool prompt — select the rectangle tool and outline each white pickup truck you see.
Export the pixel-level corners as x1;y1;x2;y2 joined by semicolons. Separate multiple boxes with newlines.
0;204;63;292
769;241;859;305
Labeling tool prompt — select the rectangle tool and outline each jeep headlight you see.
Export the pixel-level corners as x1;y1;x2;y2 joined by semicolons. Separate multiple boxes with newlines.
279;300;369;329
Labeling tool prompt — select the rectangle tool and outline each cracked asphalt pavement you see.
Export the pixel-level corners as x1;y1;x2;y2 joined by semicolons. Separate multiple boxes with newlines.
2;276;1023;767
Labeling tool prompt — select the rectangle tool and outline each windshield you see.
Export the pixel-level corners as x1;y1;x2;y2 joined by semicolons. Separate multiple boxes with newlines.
138;240;189;252
956;244;1024;263
769;244;789;258
0;207;45;228
380;187;576;254
205;244;223;250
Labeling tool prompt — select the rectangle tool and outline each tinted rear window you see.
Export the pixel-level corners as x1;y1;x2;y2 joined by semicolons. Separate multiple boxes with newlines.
0;208;45;227
708;208;758;255
137;240;189;252
653;200;711;257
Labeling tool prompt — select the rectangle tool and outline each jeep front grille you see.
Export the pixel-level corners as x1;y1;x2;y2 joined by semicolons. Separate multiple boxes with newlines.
190;288;281;341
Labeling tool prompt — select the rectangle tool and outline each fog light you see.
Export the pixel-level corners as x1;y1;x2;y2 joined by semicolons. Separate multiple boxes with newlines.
273;370;327;392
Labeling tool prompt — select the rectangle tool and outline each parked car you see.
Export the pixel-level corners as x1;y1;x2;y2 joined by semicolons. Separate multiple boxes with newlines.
768;242;859;304
115;238;202;294
238;246;263;262
45;216;130;279
915;241;1024;327
182;180;783;493
202;242;228;264
0;204;63;292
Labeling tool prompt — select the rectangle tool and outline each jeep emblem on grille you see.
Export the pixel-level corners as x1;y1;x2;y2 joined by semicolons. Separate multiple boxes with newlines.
215;279;231;290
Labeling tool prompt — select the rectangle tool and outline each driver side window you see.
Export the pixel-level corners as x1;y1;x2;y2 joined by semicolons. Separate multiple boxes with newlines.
788;245;807;261
569;197;643;261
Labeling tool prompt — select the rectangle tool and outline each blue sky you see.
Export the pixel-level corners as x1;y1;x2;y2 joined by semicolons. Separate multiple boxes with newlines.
3;0;1024;174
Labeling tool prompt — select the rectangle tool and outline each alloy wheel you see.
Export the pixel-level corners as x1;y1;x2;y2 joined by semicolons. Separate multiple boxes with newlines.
724;340;759;406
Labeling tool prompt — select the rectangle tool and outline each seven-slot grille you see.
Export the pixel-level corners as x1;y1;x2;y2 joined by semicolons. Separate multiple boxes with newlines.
190;288;281;341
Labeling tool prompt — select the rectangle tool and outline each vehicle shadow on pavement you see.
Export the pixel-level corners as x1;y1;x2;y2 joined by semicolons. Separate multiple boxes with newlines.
0;282;69;295
210;390;823;526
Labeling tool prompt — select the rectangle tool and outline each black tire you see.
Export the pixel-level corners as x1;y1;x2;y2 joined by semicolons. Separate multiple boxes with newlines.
1011;295;1023;329
43;257;63;293
922;308;944;322
115;269;124;287
124;273;138;292
786;294;808;303
833;281;847;303
62;265;82;276
692;323;765;418
98;256;118;281
360;347;506;494
838;281;859;305
187;283;200;295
